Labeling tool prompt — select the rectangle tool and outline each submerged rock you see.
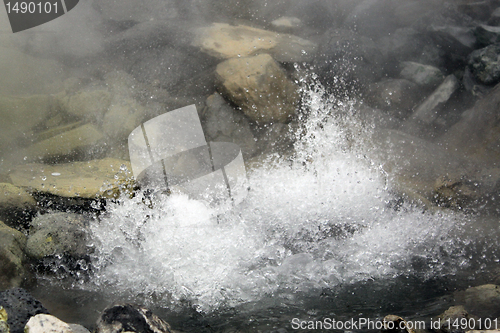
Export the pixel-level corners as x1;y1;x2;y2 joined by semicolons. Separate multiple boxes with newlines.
437;81;500;165
0;288;49;333
25;314;90;333
0;222;27;290
65;89;111;122
216;54;298;124
468;43;500;85
399;61;445;88
0;307;8;333
407;75;459;125
9;158;133;199
194;22;317;62
365;79;420;119
437;305;478;333
26;212;90;260
96;304;173;333
203;93;257;159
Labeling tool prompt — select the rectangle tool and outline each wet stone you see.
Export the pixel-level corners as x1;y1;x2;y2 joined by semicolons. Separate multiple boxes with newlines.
25;314;90;333
216;54;298;124
399;61;445;89
9;158;133;199
0;288;49;333
468;43;500;85
25;212;90;261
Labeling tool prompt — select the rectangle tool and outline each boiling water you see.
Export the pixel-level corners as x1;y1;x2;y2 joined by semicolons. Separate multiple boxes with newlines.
82;78;497;328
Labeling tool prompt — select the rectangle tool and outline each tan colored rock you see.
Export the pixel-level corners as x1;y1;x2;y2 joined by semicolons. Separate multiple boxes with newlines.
194;23;317;62
9;158;133;199
23;124;104;161
216;54;298;124
0;183;36;211
0;220;27;290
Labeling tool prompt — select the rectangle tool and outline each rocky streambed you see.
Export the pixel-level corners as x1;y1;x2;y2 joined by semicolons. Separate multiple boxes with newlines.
1;0;500;332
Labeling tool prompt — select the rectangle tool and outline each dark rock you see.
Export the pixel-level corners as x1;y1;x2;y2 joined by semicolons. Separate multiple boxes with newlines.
433;174;483;210
406;75;460;125
455;284;500;318
365;79;421;119
468;43;500;85
474;25;500;48
96;304;173;333
0;288;49;333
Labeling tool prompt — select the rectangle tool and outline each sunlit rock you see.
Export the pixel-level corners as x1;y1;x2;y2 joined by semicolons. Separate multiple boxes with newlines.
0;306;8;333
0;289;48;333
8;158;133;199
203;93;257;159
0;222;27;290
25;314;90;333
365;79;420;119
96;304;173;333
0;183;36;226
22;124;105;162
399;61;445;88
194;22;317;62
215;54;298;124
369;129;470;201
26;212;89;261
468;43;500;85
437;81;500;165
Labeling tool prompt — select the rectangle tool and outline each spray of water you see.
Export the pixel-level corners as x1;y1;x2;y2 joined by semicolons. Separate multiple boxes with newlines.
88;75;477;314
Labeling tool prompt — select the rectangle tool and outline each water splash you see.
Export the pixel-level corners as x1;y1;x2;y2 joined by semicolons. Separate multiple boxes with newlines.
88;76;481;314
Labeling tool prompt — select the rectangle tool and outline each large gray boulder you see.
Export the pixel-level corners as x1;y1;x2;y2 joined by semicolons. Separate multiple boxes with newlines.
216;54;298;124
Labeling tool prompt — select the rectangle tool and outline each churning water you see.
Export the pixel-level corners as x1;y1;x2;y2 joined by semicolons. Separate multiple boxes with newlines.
82;76;499;325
